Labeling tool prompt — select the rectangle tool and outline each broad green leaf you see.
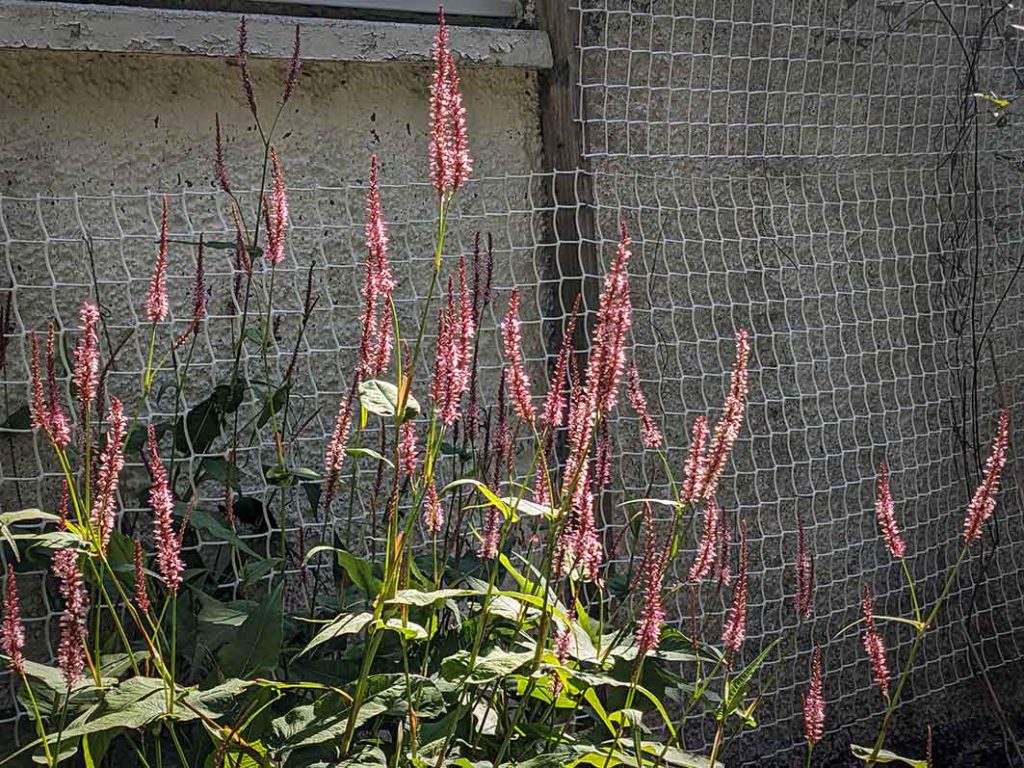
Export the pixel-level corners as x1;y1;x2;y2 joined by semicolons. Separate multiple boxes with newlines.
304;547;382;599
359;379;420;418
203;740;267;768
258;383;291;428
217;582;284;678
499;497;556;519
386;588;481;607
241;557;284;587
442;648;534;685
300;612;374;656
583;687;615;735
379;617;428;640
199;457;241;486
850;744;928;767
716;638;780;721
336;746;387;766
346;446;394;468
186;507;261;558
59;677;200;740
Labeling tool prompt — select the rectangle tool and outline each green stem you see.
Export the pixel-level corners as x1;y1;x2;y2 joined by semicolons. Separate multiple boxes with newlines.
21;676;53;767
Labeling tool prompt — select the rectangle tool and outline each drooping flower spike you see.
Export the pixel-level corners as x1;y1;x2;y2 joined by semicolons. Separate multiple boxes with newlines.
237;18;258;121
861;586;890;697
874;463;905;559
688;498;719;583
145;197;170;323
963;409;1010;547
323;390;355;511
52;547;88;686
627;361;662;449
501;288;535;424
701;329;750;501
721;522;749;656
281;25;302;104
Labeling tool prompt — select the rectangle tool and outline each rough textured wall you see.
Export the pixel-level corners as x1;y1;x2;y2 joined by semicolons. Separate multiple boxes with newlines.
0;44;548;737
575;1;1024;765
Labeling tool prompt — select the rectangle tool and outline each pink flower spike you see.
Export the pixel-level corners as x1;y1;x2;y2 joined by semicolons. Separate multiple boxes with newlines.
52;548;88;686
874;463;905;559
214;113;231;194
147;425;184;594
45;325;70;449
795;508;814;619
502;288;535;424
636;504;669;655
681;416;709;506
428;7;472;195
399;420;419;477
701;329;750;500
281;25;301;104
358;155;396;378
29;331;50;437
803;647;826;746
192;235;207;322
587;223;633;420
73;302;101;417
1;566;25;675
862;586;890;697
323;392;354;511
263;147;289;266
134;539;151;615
425;479;444;536
90;397;128;553
237;18;258;121
145;198;170;323
627;361;662;449
963;409;1010;547
541;295;580;429
721;523;749;656
688;498;719;583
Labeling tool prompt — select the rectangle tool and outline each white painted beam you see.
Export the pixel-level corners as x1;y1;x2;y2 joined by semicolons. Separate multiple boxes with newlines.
0;1;552;69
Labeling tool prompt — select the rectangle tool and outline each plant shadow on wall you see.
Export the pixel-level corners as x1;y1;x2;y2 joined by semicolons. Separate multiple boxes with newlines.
0;8;1013;768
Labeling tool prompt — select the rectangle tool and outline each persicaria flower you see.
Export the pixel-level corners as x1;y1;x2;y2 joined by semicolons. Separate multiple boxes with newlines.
214;113;231;194
540;295;580;430
795;508;814;619
554;461;603;582
636;504;669;655
714;507;733;586
237;18;258;121
1;566;25;675
90;397;128;553
963;409;1010;547
688;498;719;583
145;197;170;323
192;235;207;322
701;329;750;500
594;422;612;489
30;331;49;436
586;223;633;420
501;288;535;424
399;420;419;477
627;361;662;448
424;480;444;536
52;547;88;686
281;25;301;104
147;425;184;594
721;523;749;656
263;147;289;266
323;391;355;511
428;7;472;196
134;539;151;615
31;326;71;449
358;155;397;379
479;503;501;560
803;647;826;746
431;276;472;425
874;463;905;559
73;302;101;415
861;586;890;697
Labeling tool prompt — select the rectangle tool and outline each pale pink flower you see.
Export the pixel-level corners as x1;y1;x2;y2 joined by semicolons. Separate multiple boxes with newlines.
587;223;632;420
428;8;472;195
627;361;662;448
532;460;551;507
554;461;602;582
594;423;612;489
90;397;127;553
963;410;1010;546
1;566;25;675
52;547;88;686
430;277;471;425
147;425;184;594
636;504;669;655
134;539;151;615
424;479;444;536
681;416;709;505
795;509;814;619
29;331;49;436
502;288;535;424
874;463;905;559
701;329;750;500
399;420;419;477
803;647;826;746
145;198;170;323
688;498;719;583
721;524;749;656
715;508;733;587
551;611;574;697
263;147;288;266
479;504;501;560
862;586;890;696
73;301;101;416
358;155;396;378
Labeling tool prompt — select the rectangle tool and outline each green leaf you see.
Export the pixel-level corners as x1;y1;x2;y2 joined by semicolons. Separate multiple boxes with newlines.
358;379;420;419
187;507;261;558
241;557;284;587
379;617;428;640
499;497;556;519
850;745;928;767
200;457;241;487
1;404;31;430
299;612;374;656
441;648;534;685
346;446;395;468
258;383;291;429
716;638;780;722
203;741;267;768
386;588;481;607
217;582;284;678
304;547;382;599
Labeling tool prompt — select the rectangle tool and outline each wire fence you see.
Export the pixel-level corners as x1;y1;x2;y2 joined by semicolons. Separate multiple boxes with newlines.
1;1;1023;765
